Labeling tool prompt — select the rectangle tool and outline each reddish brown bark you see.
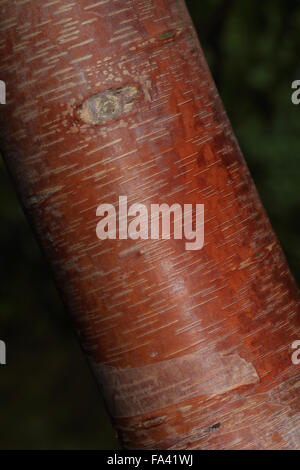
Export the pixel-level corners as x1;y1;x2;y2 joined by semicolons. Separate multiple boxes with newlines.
0;0;300;449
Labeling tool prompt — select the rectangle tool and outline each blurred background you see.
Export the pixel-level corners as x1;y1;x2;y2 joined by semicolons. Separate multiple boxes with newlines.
1;0;300;449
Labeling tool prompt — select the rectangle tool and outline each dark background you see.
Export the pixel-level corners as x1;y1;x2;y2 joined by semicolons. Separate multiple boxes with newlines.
1;0;300;449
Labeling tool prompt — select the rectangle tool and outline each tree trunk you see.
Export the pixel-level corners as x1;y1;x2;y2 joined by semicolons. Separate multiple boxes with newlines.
0;0;299;450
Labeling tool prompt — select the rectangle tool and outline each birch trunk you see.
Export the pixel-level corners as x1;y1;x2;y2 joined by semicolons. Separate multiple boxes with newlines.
0;0;299;449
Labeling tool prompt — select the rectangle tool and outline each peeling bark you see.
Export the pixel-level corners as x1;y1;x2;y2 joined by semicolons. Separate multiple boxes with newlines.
0;0;299;449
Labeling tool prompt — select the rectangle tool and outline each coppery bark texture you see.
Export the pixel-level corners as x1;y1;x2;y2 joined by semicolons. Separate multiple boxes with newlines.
0;0;300;450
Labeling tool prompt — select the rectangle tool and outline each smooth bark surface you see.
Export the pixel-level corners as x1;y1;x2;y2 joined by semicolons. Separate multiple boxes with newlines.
0;0;299;449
